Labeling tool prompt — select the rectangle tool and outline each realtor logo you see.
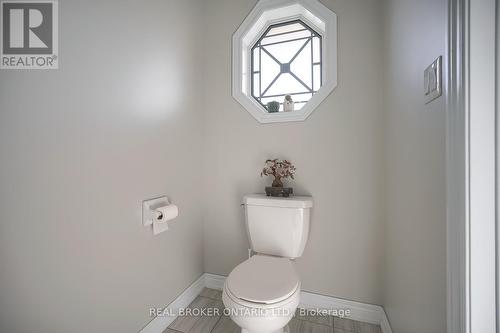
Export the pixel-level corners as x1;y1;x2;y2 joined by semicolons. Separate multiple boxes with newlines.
1;0;58;69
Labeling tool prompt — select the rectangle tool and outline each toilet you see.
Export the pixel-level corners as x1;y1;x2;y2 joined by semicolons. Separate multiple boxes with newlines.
222;194;313;333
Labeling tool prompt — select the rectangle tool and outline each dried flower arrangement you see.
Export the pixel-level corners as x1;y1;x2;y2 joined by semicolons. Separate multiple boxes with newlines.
261;159;296;189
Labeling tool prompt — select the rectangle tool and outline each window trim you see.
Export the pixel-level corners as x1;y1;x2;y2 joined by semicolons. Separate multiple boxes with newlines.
232;0;337;123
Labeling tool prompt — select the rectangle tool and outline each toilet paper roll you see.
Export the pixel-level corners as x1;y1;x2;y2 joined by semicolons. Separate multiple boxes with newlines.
152;204;178;235
155;204;179;222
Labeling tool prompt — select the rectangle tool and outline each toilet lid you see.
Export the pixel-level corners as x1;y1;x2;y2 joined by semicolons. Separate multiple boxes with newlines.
226;255;300;304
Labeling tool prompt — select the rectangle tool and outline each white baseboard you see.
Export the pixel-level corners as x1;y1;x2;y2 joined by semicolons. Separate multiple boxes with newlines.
380;311;393;333
300;290;382;325
139;274;205;333
140;273;393;333
204;273;225;290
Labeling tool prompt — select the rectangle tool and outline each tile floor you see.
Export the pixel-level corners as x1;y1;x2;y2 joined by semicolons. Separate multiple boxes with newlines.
164;288;382;333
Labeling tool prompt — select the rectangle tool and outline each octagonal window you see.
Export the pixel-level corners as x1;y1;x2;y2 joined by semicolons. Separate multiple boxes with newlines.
232;0;337;123
251;20;322;113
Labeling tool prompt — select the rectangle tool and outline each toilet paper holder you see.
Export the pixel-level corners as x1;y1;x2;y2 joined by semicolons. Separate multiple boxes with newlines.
142;196;173;227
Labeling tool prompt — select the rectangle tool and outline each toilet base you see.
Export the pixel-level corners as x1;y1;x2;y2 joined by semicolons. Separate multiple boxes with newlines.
241;324;290;333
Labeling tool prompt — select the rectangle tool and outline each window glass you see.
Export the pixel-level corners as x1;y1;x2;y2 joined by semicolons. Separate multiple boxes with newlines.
251;20;322;112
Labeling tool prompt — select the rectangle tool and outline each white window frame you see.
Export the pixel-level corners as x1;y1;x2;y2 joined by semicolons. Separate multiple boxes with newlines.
232;0;337;123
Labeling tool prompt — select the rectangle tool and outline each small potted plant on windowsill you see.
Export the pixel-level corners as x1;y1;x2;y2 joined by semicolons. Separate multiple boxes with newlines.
261;159;296;197
266;101;280;113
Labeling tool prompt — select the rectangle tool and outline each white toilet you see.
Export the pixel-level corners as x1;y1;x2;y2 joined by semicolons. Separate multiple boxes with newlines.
222;194;313;333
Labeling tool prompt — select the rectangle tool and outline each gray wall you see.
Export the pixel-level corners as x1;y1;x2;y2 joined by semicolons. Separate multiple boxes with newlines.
0;1;205;332
382;0;447;332
201;0;386;305
0;1;448;332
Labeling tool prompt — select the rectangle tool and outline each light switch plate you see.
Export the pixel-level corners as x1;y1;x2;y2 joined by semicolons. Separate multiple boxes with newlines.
142;196;169;226
424;56;442;104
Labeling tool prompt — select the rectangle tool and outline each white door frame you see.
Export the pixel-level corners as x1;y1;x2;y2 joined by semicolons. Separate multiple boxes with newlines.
446;0;497;332
497;0;500;327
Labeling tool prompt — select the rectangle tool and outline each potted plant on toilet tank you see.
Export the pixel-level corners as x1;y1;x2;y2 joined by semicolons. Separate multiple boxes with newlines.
261;159;296;197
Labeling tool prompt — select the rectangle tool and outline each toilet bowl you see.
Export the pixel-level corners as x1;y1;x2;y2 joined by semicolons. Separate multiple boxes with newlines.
222;255;300;333
224;194;312;333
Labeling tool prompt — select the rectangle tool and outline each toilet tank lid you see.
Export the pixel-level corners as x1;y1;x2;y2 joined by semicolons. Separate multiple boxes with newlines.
244;194;313;208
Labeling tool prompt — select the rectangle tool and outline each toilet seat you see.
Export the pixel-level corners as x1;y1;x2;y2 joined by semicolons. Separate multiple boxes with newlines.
225;255;300;305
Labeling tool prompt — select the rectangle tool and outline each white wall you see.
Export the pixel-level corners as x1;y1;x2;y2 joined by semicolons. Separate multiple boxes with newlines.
382;0;447;332
0;1;205;332
201;0;386;305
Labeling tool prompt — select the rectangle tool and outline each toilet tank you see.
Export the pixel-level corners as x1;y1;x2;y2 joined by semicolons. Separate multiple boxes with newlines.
243;194;313;259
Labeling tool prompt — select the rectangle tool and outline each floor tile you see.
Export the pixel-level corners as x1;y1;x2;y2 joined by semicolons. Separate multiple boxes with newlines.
288;318;302;333
333;329;350;333
308;315;334;327
294;308;309;321
199;288;222;300
294;308;334;326
166;289;381;333
333;317;357;331
333;317;382;333
357;322;382;333
211;315;240;333
303;310;334;327
168;296;215;333
189;300;224;333
300;321;334;333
